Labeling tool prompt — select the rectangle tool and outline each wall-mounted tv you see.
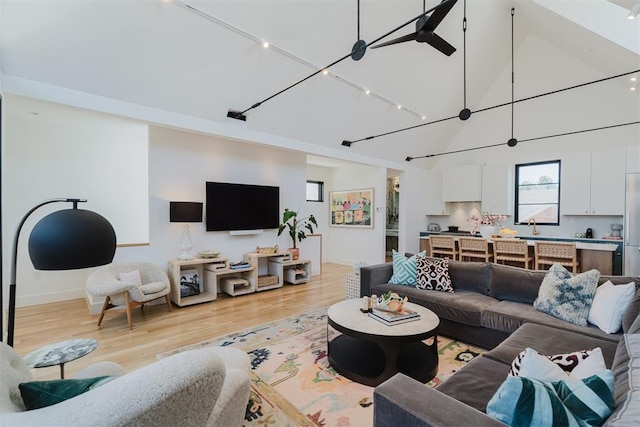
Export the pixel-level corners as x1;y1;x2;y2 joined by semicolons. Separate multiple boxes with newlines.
206;182;280;232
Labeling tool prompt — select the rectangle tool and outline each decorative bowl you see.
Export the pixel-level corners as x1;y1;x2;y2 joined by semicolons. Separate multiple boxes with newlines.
198;250;220;258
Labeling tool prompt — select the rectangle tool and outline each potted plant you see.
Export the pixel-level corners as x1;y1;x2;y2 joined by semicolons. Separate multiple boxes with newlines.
277;208;317;260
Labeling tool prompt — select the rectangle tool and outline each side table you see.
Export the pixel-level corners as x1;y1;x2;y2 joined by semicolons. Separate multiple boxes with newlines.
23;338;98;379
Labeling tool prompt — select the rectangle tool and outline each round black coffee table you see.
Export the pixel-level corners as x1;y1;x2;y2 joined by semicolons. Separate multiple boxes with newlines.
327;299;440;387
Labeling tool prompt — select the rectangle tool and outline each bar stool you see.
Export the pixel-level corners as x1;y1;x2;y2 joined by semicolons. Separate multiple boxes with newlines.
534;241;579;273
458;237;494;262
429;235;458;260
493;238;532;269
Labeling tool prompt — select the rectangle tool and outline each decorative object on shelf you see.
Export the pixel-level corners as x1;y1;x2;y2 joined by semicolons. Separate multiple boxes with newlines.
610;224;622;238
467;211;507;237
169;201;203;260
256;245;279;254
257;275;279;288
329;189;374;228
4;198;116;347
278;208;317;259
179;269;201;297
198;250;220;259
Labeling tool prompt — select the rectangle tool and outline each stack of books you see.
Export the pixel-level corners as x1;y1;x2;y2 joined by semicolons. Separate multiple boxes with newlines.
368;307;421;326
230;261;250;270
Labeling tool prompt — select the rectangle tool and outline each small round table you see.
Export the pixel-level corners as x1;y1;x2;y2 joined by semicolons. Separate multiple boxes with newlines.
23;338;98;379
327;300;440;387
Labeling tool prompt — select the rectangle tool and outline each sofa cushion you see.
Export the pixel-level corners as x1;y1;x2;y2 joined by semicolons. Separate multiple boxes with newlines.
488;263;547;304
622;286;640;333
606;316;640;426
447;260;491;295
416;257;453;292
437;355;509;413
388;250;425;286
485;323;619;369
533;264;600;327
588;281;636;334
487;371;615;427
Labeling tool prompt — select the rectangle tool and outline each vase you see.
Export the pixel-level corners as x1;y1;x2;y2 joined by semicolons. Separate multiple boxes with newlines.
288;248;300;260
478;225;496;238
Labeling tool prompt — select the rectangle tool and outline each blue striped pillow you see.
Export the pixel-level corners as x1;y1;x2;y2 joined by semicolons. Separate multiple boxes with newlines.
388;250;425;286
487;370;615;426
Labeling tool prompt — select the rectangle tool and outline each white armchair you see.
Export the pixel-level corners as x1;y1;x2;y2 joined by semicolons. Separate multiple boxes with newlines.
86;262;172;329
0;341;251;427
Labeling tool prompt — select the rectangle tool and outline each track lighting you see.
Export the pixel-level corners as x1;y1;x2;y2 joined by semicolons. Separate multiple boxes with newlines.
342;140;353;147
628;3;640;19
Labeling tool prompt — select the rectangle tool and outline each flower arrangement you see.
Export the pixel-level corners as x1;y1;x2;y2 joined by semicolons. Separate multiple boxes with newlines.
467;211;507;234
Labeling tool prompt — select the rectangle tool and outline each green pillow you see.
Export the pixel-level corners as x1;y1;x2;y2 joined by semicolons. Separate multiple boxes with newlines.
487;370;615;426
19;376;117;410
388;250;426;286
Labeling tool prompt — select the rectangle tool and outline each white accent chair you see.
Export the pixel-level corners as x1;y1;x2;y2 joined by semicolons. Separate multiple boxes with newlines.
0;341;251;426
86;262;173;329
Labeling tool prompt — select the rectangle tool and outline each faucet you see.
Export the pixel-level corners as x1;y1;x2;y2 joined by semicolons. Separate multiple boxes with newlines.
527;218;540;235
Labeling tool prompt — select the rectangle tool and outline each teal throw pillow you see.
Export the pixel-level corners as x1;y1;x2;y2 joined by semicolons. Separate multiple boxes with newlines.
388;250;426;286
533;263;600;326
19;376;117;410
487;370;615;427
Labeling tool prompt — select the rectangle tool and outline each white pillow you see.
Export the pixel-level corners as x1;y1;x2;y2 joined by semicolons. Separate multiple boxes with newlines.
571;347;606;379
588;281;636;334
117;270;142;285
516;347;606;382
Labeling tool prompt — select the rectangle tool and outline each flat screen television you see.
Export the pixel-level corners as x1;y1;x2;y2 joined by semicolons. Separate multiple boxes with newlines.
206;182;280;231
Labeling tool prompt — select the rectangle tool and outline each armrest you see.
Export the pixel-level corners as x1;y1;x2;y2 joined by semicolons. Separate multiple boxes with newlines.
373;374;506;427
2;349;226;427
359;263;393;297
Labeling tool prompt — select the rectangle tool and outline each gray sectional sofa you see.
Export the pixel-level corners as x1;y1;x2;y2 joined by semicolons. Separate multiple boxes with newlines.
359;258;640;426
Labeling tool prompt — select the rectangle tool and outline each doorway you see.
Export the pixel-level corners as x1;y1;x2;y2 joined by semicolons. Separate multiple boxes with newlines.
386;176;400;261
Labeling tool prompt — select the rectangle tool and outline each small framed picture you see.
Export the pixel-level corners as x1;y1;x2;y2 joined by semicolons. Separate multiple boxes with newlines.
179;269;201;297
329;188;374;228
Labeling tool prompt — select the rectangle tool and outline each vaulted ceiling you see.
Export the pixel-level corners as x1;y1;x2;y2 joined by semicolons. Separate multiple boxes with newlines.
1;0;638;167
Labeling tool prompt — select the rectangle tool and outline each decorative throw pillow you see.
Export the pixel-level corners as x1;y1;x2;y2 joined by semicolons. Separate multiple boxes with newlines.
19;376;117;410
533;263;600;326
509;347;605;381
117;270;142;285
487;370;615;427
415;257;453;292
388;250;426;286
588;281;636;334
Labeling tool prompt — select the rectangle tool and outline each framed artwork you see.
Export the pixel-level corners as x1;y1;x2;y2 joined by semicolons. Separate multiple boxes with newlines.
329;188;374;228
179;269;201;297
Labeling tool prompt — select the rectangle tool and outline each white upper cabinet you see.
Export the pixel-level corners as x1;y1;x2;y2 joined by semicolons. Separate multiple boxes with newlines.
562;149;625;215
425;169;449;215
481;163;513;215
442;165;482;202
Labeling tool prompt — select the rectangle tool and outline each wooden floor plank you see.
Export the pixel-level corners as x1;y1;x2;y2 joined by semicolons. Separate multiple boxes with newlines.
11;263;352;380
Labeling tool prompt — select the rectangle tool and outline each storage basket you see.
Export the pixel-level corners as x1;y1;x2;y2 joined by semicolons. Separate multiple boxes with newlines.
257;274;278;288
345;274;360;299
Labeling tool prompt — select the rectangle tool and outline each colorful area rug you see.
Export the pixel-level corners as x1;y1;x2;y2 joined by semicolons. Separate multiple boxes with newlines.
158;307;485;427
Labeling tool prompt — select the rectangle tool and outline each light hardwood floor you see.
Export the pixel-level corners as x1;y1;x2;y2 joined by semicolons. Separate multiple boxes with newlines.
11;263;352;380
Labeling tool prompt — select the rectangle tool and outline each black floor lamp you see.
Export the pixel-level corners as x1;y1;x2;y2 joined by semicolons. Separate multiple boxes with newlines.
2;198;116;347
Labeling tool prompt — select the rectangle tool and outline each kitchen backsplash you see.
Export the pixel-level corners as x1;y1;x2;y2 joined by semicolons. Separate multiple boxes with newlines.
425;202;624;239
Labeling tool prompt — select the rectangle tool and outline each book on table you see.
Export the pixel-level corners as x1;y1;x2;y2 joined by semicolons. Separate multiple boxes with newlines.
369;307;421;326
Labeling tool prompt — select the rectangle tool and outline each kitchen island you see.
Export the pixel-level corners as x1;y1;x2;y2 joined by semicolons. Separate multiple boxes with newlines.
419;233;622;275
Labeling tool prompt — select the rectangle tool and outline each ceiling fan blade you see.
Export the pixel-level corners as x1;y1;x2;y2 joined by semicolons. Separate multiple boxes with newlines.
426;32;456;56
371;33;417;49
423;0;458;32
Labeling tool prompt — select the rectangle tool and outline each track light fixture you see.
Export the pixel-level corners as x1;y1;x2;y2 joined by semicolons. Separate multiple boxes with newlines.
342;140;353;147
628;3;640;19
459;0;471;121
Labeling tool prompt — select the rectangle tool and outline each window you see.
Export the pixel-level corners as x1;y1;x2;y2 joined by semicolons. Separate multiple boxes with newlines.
514;160;560;225
306;180;324;202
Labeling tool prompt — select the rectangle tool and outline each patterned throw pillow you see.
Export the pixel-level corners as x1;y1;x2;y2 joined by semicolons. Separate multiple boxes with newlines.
416;257;454;292
509;348;595;376
388;250;425;286
487;371;615;427
533;263;600;326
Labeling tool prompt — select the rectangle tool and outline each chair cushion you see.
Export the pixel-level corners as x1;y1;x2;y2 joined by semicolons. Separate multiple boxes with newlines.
19;376;117;410
117;270;142;285
139;281;168;295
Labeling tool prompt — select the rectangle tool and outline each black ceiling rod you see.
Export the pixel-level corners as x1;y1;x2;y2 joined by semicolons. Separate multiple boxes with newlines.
406;120;640;160
507;7;518;147
351;0;367;60
343;68;639;147
459;0;471;120
232;0;457;118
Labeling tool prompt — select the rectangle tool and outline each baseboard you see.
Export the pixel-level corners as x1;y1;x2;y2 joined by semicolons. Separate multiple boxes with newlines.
17;289;86;308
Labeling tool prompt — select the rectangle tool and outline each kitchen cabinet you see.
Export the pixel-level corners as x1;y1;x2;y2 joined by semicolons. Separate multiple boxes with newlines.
443;165;482;202
481;163;513;215
562;149;624;215
425;169;449;215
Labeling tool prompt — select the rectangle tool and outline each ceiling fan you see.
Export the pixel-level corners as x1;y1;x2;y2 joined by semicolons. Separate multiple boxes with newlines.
371;0;458;56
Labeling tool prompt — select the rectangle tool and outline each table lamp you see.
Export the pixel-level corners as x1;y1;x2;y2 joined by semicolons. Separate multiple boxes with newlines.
169;202;203;260
3;198;116;347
